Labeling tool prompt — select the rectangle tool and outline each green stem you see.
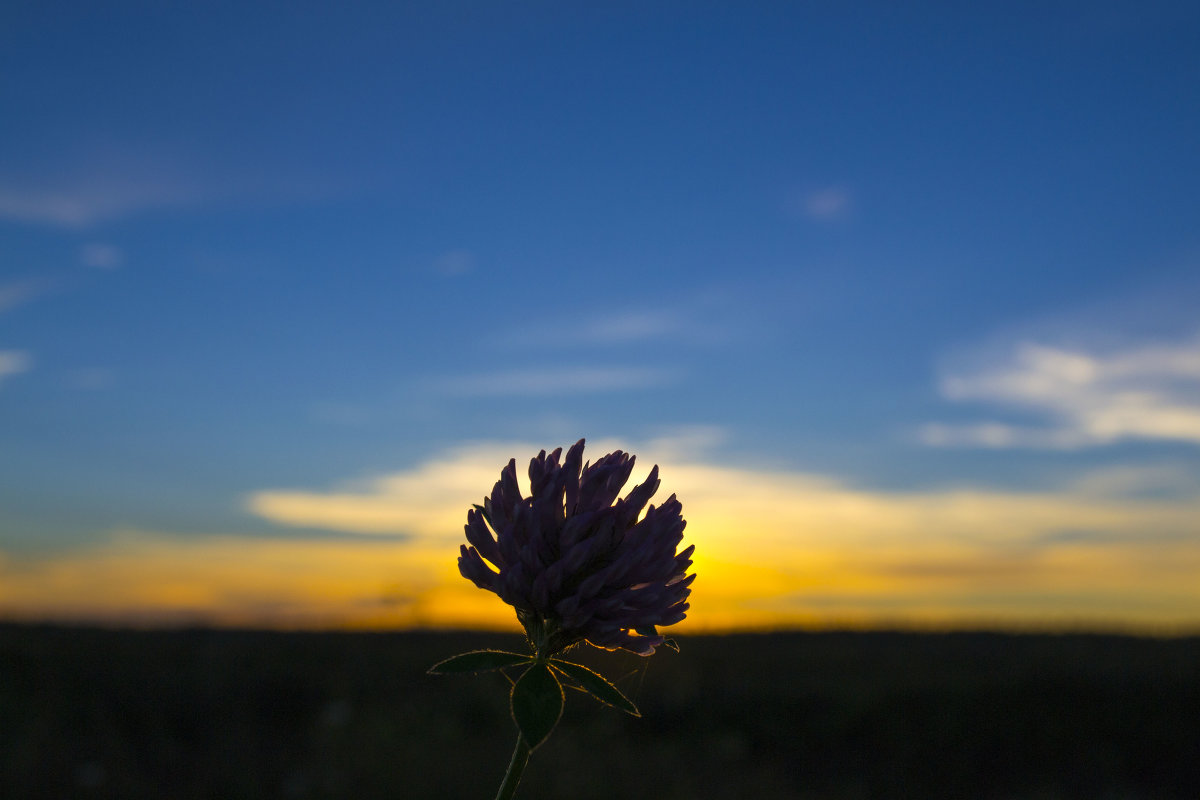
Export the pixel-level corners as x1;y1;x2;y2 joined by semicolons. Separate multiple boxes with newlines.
493;734;531;800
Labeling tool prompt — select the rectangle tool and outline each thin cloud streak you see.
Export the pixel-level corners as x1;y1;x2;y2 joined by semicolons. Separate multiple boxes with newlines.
0;157;339;229
0;351;32;386
492;290;740;351
65;367;116;391
496;310;708;349
433;249;474;276
922;334;1200;448
427;366;679;397
574;311;684;344
786;185;853;222
0;180;201;228
0;279;51;314
79;243;124;269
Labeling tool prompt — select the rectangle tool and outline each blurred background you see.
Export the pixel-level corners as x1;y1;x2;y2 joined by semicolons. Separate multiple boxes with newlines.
3;0;1199;636
4;3;1200;798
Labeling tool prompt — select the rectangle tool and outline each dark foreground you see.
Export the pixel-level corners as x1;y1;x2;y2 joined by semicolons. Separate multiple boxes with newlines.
2;625;1198;799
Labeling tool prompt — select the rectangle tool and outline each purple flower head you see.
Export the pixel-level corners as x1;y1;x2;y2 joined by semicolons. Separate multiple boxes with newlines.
458;439;695;657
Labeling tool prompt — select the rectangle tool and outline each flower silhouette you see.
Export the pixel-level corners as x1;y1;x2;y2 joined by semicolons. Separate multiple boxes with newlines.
458;439;694;656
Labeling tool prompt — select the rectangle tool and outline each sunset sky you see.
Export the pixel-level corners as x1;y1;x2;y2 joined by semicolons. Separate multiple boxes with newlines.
3;2;1199;634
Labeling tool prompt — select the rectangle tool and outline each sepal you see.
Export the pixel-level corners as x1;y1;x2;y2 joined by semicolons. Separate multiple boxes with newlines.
636;625;680;652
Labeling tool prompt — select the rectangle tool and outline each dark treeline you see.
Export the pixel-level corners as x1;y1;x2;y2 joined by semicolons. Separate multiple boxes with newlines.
2;625;1198;799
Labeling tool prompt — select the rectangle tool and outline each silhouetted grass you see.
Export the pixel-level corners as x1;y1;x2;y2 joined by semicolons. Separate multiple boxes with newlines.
2;625;1197;799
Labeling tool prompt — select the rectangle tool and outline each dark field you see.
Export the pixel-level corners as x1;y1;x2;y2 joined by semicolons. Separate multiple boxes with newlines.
2;625;1198;799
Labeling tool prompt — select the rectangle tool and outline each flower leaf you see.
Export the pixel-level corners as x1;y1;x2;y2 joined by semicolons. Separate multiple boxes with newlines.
550;658;641;717
511;663;563;750
427;650;533;675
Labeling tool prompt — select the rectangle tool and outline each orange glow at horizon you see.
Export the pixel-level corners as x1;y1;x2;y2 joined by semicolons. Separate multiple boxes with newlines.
3;442;1200;635
2;522;1199;636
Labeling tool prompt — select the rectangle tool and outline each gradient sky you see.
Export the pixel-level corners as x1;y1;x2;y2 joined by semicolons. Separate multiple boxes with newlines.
3;2;1200;633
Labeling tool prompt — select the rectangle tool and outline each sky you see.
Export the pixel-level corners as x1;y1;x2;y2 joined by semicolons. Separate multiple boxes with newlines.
2;1;1200;635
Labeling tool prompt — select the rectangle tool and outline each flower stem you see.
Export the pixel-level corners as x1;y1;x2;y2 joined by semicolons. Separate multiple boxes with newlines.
493;734;531;800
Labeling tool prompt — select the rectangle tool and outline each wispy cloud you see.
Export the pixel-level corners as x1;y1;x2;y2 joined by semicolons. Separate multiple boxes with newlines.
79;243;124;269
787;185;853;222
0;151;335;228
65;367;115;391
0;279;52;314
249;441;520;536
433;249;474;276
0;351;32;387
573;311;685;344
495;310;688;349
1066;462;1200;500
427;366;679;397
0;179;201;228
921;334;1200;448
494;298;735;351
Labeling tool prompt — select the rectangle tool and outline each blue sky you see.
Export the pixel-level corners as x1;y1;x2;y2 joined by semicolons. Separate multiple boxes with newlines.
2;2;1199;630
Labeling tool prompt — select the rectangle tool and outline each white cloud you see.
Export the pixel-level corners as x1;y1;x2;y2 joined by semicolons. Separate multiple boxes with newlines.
922;335;1200;448
428;366;678;397
0;350;32;386
249;441;527;536
79;243;124;269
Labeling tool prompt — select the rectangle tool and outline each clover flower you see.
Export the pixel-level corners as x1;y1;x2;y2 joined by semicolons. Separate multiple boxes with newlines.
432;439;695;798
458;438;695;657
